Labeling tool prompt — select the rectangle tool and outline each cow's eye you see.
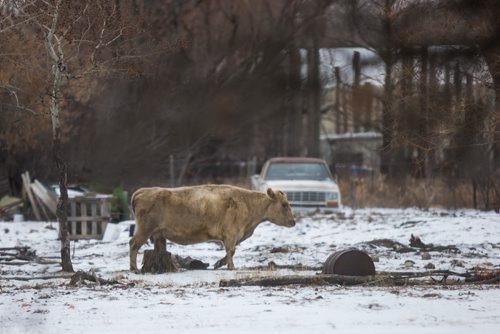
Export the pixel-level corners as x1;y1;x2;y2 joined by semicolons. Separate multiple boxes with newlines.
282;203;287;208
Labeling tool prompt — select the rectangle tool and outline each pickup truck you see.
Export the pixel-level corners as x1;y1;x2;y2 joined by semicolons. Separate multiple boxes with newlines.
251;157;342;213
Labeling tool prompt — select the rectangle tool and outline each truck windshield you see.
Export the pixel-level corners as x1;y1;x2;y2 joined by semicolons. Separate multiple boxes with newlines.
265;163;332;181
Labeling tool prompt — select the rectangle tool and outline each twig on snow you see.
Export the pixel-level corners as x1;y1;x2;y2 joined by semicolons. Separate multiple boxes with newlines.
68;270;120;287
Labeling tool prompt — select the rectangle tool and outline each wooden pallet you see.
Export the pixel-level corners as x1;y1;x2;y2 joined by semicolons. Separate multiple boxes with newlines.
66;197;111;240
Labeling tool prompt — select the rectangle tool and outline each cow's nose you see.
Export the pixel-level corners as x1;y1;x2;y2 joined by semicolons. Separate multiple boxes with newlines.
289;220;296;227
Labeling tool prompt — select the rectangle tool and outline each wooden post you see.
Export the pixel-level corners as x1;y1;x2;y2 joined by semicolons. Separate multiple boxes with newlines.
81;202;87;236
91;202;97;237
334;66;342;134
342;85;349;133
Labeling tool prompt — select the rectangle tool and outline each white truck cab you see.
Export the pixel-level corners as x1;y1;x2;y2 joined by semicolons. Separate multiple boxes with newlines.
251;157;342;213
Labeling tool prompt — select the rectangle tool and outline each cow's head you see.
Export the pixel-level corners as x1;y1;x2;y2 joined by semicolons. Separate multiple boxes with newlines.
266;188;295;227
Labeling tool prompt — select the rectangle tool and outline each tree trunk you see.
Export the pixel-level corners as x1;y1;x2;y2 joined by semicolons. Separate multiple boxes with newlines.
219;274;374;287
482;46;500;170
381;57;394;176
286;45;302;156
380;0;397;177
51;76;73;273
55;149;73;272
400;50;414;177
454;63;462;107
307;40;321;157
419;47;431;178
46;0;73;272
352;51;361;132
444;62;452;115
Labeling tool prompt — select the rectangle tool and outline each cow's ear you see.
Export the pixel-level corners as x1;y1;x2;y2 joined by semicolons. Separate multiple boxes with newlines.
267;188;276;200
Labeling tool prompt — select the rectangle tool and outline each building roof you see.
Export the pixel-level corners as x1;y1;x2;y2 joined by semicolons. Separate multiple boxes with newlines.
320;132;382;142
266;157;328;164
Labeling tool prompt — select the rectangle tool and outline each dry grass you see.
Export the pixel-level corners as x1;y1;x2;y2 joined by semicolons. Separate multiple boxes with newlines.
182;175;495;210
339;176;477;209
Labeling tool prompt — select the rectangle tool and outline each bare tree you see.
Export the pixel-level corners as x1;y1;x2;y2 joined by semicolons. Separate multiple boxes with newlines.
0;0;154;271
344;0;414;176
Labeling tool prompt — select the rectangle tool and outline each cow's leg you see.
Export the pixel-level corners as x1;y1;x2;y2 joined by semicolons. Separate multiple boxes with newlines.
214;241;236;270
129;234;148;272
129;219;152;272
226;245;236;270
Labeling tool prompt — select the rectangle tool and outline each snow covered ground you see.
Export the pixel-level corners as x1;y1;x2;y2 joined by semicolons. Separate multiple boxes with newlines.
1;208;500;333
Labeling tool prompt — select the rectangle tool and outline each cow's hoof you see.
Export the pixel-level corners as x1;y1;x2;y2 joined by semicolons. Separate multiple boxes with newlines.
213;260;225;270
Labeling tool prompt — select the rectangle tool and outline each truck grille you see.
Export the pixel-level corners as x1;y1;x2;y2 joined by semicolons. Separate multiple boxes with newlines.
285;191;326;203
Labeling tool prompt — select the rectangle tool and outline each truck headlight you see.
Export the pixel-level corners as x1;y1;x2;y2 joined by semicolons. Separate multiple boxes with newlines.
325;192;338;201
326;192;339;207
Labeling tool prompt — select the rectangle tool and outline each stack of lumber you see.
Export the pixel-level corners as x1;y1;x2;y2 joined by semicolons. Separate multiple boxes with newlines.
21;171;57;221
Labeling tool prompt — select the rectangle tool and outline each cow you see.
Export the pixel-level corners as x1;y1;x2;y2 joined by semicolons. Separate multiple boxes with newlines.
129;185;295;272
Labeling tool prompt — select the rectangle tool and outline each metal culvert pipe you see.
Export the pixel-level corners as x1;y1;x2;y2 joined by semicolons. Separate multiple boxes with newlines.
322;249;376;276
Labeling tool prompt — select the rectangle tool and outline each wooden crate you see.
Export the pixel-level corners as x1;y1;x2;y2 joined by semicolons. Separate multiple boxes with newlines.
66;197;111;240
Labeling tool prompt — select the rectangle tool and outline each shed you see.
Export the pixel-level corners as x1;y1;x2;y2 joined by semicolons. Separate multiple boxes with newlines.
320;132;383;177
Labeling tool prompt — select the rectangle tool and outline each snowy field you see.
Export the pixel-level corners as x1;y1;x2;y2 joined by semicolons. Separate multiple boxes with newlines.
1;208;500;333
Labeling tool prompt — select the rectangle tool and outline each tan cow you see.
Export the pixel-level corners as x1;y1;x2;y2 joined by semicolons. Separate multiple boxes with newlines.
129;185;295;271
